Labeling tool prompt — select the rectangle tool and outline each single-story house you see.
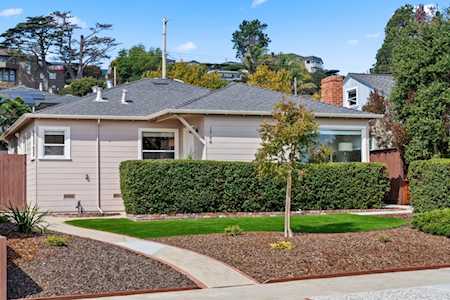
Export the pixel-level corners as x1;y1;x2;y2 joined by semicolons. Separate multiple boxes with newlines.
343;73;394;110
3;79;381;213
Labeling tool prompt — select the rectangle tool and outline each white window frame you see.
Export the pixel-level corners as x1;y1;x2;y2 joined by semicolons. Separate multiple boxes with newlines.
38;126;71;160
319;125;368;162
138;128;179;160
345;87;358;106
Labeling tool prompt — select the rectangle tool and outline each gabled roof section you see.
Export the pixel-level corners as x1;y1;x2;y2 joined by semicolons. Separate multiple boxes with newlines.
0;85;80;106
36;78;211;116
179;83;376;117
346;73;395;98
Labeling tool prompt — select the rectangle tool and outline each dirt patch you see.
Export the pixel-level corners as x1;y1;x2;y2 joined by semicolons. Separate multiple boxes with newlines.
1;224;196;299
157;227;450;283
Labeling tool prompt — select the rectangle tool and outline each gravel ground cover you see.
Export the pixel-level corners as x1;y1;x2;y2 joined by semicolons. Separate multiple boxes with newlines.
2;223;196;299
157;227;450;283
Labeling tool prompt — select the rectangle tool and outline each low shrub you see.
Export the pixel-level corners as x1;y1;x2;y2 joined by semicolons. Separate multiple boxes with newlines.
409;159;450;213
224;225;243;236
0;214;8;224
6;204;48;233
270;240;294;250
412;208;450;237
120;160;389;215
46;235;69;247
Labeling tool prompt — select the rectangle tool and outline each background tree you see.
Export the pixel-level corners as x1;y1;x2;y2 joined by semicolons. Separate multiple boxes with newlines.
247;65;291;93
144;62;227;89
53;11;118;79
232;19;271;73
390;7;450;163
0;97;31;149
113;45;162;83
372;5;415;74
255;100;319;237
0;15;58;90
62;77;105;96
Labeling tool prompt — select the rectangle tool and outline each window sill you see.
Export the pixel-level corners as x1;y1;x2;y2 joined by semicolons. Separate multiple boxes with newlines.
38;157;72;161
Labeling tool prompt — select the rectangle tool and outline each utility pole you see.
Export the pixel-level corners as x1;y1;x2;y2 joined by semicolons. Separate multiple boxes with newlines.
113;66;117;87
162;17;168;79
293;77;298;96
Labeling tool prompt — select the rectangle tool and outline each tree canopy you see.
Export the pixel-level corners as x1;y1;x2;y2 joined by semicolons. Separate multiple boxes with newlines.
112;45;162;84
232;19;271;73
372;5;415;74
390;7;450;162
62;77;105;96
0;97;31;148
144;62;227;90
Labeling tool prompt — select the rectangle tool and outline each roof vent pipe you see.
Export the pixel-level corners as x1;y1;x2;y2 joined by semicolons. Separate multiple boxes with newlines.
95;87;103;102
121;89;128;104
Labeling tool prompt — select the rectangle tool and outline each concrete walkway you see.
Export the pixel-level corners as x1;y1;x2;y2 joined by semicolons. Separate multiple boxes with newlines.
46;217;256;288
97;268;450;300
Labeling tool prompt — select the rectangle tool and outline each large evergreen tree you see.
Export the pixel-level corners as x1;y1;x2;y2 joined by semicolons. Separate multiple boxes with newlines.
390;7;450;162
113;45;162;83
372;5;415;74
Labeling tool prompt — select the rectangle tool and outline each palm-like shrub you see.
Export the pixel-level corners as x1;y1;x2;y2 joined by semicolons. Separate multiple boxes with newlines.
6;204;48;233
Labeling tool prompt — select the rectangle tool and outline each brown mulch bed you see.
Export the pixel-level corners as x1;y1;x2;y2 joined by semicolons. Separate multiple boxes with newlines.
157;227;450;283
1;224;196;299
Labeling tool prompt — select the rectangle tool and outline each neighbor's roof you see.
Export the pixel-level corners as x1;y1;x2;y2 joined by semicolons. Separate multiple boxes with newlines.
0;85;79;106
346;73;395;97
4;79;382;139
36;78;211;117
181;83;376;118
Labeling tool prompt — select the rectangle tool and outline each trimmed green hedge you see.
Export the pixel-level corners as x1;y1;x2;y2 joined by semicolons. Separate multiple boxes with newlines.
412;208;450;237
408;159;450;213
120;160;390;215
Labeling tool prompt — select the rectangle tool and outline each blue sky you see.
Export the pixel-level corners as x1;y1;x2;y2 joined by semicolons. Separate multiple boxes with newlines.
0;0;447;74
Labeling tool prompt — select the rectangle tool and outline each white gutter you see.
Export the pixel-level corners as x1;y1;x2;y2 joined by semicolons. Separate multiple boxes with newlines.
96;119;103;214
3;109;383;140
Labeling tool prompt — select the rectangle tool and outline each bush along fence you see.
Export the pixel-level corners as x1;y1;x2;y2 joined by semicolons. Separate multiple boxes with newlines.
120;160;390;215
409;159;450;213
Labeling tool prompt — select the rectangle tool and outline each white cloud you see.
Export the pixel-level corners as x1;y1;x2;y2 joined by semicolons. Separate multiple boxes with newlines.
176;41;197;53
251;0;268;8
365;32;380;39
347;39;359;46
0;8;23;17
69;16;88;28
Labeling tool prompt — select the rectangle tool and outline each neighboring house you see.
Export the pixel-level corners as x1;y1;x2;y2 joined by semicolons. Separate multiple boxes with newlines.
3;79;380;213
207;70;244;82
343;73;394;110
303;56;324;73
0;48;66;92
0;86;79;110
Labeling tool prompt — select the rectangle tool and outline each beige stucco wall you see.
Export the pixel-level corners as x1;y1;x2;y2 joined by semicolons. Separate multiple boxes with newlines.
17;115;370;213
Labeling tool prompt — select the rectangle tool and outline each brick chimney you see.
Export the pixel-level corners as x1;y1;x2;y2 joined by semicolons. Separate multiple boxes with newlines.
321;75;344;106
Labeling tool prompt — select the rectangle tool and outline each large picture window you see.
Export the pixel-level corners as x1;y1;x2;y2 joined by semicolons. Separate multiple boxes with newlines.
319;129;362;162
139;129;178;160
38;126;70;160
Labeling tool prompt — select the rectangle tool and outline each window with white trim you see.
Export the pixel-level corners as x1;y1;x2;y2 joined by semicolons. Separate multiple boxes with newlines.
38;127;70;160
139;129;178;160
346;88;357;106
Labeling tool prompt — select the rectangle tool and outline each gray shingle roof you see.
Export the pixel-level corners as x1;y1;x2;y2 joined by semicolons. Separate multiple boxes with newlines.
347;73;395;97
180;83;373;116
0;85;80;106
36;78;211;116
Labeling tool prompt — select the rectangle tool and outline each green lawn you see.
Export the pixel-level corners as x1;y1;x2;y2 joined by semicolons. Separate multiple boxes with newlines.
66;214;406;239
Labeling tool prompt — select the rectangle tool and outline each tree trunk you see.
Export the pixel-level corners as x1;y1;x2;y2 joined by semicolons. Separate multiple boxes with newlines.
284;169;293;238
77;35;85;79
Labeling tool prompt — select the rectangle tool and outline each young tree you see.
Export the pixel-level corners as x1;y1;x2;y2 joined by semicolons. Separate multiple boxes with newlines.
53;11;118;79
255;100;319;237
372;5;415;74
0;15;59;90
143;62;227;89
390;7;450;162
232;19;271;73
112;45;162;83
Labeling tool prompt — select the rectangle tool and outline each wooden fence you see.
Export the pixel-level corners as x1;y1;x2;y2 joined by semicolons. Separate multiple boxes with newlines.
0;236;5;300
0;154;26;210
370;148;409;205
